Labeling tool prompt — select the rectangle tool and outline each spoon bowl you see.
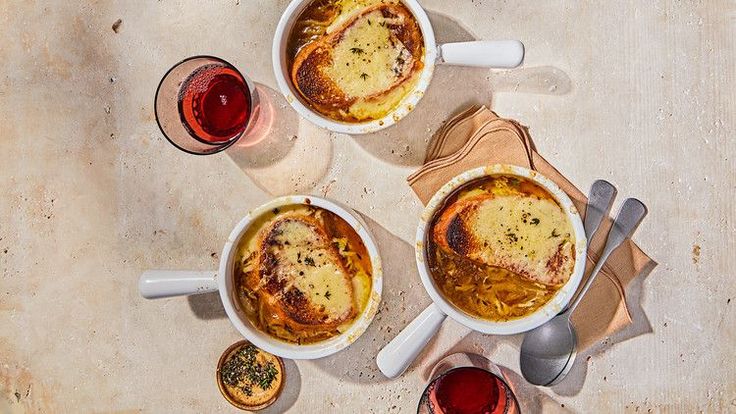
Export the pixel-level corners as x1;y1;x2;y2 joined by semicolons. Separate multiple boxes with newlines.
519;311;577;386
548;347;576;386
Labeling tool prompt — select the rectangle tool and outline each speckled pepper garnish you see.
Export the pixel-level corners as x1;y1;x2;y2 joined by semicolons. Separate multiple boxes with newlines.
220;344;279;396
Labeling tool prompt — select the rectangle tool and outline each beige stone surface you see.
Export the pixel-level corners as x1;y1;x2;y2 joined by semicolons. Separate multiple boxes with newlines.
1;1;734;412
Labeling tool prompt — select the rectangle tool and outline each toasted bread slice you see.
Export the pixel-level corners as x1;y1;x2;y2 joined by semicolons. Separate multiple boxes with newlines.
291;2;424;121
432;193;575;285
245;212;357;338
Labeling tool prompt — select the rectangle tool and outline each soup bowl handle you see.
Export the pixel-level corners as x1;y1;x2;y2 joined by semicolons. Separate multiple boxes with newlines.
438;40;524;68
376;303;447;378
138;270;218;299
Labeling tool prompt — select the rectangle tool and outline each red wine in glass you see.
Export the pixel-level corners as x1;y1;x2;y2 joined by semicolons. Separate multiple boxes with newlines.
155;56;258;155
420;367;517;414
178;64;251;144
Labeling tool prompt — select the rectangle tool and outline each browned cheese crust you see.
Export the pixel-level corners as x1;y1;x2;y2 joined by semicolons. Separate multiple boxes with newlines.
245;213;357;339
290;2;424;122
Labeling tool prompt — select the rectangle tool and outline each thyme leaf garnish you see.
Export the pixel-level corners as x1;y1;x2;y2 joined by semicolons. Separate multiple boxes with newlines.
350;47;365;55
360;72;369;80
505;232;519;243
220;344;279;397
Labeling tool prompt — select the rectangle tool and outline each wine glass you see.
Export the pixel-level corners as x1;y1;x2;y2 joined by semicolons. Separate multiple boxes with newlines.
154;55;260;155
418;353;520;414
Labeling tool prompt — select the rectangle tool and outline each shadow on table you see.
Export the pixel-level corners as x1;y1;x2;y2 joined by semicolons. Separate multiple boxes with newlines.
352;10;572;167
187;291;226;320
310;213;432;384
225;82;334;196
261;358;302;414
489;66;572;96
502;366;573;414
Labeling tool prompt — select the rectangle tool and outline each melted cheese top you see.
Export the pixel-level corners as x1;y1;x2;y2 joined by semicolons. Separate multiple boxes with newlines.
270;219;353;319
467;194;574;283
326;0;399;31
324;9;412;98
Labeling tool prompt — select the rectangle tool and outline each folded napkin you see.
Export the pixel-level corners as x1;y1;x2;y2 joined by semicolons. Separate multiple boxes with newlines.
408;105;654;350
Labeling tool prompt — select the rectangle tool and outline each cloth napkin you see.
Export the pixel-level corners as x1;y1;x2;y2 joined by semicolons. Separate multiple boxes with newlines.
408;105;655;350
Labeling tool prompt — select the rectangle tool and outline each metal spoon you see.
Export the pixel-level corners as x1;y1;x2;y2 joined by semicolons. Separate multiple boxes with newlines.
520;196;647;386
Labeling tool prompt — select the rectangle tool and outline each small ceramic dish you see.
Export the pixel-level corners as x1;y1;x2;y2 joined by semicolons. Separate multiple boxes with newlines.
216;340;286;411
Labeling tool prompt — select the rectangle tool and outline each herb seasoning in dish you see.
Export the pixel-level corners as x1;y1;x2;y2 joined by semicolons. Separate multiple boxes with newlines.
217;341;284;410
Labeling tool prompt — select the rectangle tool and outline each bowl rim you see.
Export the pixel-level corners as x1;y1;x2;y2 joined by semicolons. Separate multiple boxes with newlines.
218;195;383;359
271;0;438;134
415;164;587;335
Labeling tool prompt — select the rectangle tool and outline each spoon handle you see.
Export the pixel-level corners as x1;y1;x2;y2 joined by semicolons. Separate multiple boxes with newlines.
562;180;616;312
567;198;648;314
584;180;617;240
